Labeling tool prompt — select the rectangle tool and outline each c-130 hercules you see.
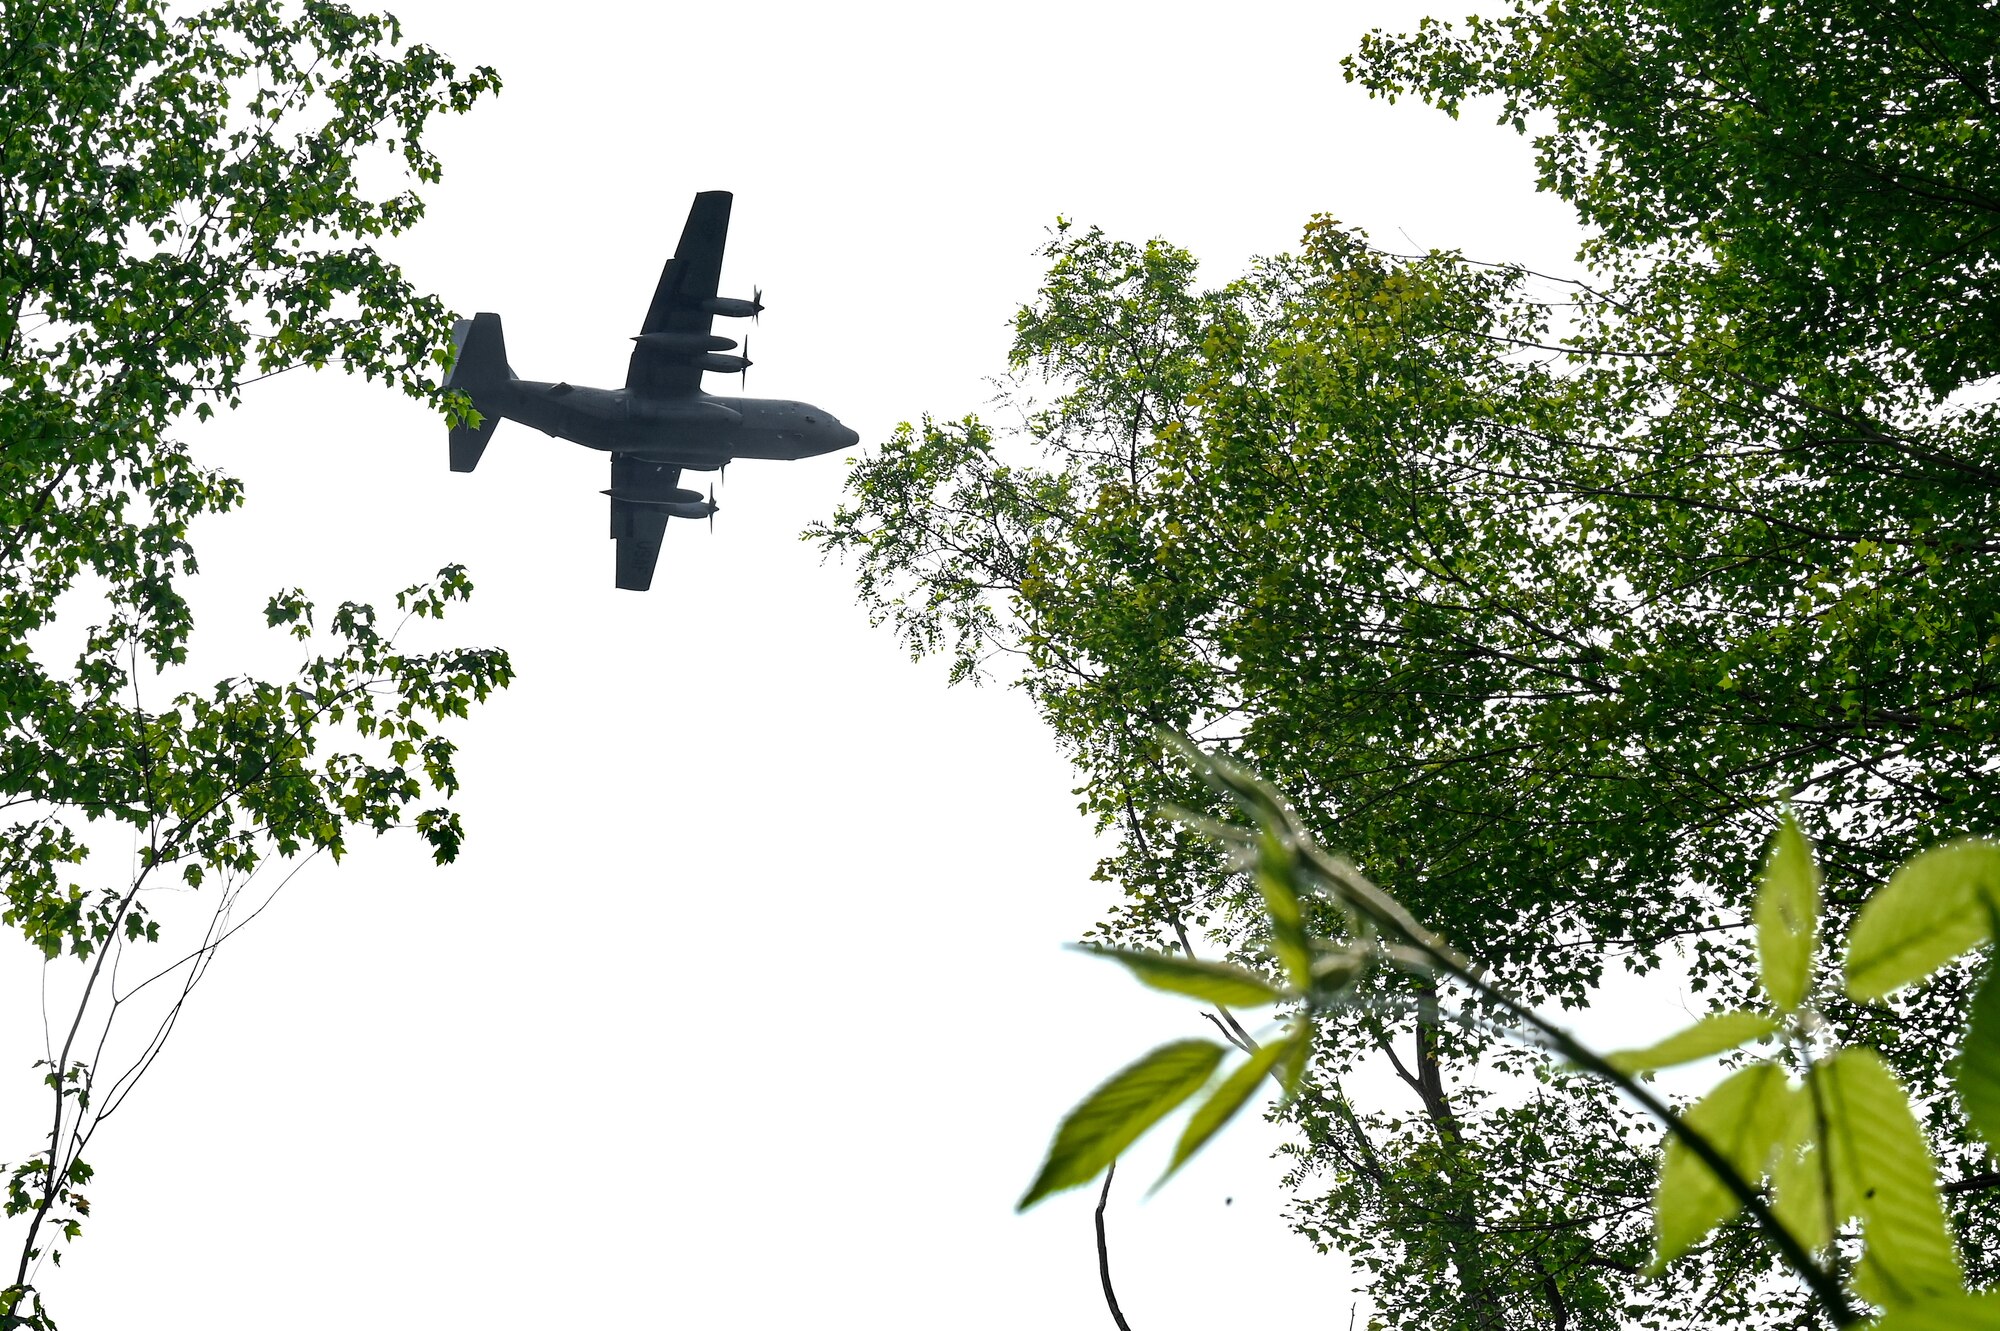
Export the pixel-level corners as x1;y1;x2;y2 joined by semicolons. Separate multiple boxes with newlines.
442;190;859;590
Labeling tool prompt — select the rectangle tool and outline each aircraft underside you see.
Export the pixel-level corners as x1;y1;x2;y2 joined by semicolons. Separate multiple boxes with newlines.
441;190;858;590
497;382;841;464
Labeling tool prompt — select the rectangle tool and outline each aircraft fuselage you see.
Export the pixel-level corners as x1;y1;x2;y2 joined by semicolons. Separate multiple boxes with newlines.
488;379;858;470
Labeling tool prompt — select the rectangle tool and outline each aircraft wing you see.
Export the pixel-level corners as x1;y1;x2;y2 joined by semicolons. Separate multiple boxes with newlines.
606;454;684;591
625;191;733;399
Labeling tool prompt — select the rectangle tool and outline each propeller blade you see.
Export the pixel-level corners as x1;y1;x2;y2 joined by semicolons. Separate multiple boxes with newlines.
740;334;750;390
708;484;717;533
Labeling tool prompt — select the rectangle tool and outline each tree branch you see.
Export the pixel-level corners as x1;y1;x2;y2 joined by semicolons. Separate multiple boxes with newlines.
1095;1161;1134;1331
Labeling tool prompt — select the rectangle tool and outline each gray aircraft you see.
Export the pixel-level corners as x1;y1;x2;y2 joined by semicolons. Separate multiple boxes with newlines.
441;190;859;590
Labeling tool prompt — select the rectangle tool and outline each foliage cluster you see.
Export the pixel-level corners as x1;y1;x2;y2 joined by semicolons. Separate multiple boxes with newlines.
0;3;504;1324
812;3;2000;1325
1027;743;2000;1329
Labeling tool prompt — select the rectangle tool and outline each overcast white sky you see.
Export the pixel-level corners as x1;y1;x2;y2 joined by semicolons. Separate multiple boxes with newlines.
0;3;1709;1327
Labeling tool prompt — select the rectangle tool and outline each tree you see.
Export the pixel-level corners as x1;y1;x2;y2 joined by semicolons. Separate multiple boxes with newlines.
0;3;506;1324
810;6;2000;1325
1346;0;2000;397
1028;740;2000;1331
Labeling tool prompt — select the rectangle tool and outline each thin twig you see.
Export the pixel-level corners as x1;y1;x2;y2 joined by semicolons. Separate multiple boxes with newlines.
1199;1010;1254;1054
1095;1161;1134;1331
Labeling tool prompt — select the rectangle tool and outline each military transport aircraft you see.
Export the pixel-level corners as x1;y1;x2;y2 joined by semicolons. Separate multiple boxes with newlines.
441;190;859;590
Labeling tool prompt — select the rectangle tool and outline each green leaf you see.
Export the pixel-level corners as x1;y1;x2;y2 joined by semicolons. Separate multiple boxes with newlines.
1871;1290;2000;1330
1771;1086;1837;1255
1160;1026;1304;1186
1018;1039;1226;1210
1846;840;2000;1000
1278;1016;1313;1094
1958;947;2000;1148
1168;735;1316;987
1654;1063;1797;1267
1775;1049;1963;1295
1254;836;1315;989
1755;815;1820;1011
1605;1010;1778;1075
1818;1049;1962;1308
1084;947;1284;1007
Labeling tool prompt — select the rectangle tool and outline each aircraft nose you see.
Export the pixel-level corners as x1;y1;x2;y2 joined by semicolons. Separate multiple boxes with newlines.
836;423;860;449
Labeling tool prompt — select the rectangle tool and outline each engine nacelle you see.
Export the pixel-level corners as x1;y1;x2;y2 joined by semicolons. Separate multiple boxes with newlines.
603;486;718;521
632;331;738;353
690;352;751;374
701;294;763;319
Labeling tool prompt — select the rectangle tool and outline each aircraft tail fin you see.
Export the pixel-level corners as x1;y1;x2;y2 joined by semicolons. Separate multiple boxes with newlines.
443;313;514;473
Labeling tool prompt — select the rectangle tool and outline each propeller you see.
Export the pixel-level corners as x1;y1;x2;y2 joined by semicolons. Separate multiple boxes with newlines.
739;334;751;390
708;484;718;533
752;285;763;324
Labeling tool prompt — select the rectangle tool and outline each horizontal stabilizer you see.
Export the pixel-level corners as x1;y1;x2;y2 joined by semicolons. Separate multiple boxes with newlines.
444;313;513;473
450;418;497;473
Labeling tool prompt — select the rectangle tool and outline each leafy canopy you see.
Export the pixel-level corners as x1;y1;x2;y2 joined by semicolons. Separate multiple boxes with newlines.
0;2;505;1319
813;3;2000;1325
